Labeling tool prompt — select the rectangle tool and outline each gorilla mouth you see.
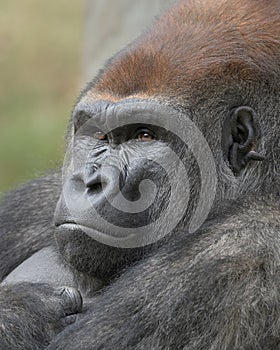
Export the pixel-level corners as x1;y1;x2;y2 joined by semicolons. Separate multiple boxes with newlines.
56;222;116;239
55;220;165;249
55;222;141;248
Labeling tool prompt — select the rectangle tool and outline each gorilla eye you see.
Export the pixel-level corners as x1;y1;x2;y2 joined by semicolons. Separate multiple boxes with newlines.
135;129;155;142
93;131;108;141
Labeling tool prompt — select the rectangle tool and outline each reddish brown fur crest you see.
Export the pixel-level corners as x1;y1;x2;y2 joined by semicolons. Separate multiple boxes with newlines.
86;0;280;103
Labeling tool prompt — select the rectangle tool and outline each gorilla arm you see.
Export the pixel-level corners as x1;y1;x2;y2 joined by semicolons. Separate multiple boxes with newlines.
47;196;280;350
0;283;82;350
0;173;61;281
0;173;88;350
0;173;83;350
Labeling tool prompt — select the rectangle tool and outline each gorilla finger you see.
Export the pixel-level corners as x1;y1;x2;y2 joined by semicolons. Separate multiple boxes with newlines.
55;286;83;315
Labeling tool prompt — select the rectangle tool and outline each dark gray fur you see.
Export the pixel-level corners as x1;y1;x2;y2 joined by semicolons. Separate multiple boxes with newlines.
1;0;280;349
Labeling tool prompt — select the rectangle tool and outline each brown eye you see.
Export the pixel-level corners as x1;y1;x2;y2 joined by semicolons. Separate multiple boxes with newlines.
136;129;155;142
93;131;107;141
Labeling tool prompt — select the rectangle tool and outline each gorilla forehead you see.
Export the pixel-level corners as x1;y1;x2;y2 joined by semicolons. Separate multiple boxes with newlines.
72;98;183;129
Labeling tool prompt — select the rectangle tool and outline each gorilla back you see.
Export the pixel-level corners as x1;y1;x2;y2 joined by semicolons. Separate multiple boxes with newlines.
1;0;280;349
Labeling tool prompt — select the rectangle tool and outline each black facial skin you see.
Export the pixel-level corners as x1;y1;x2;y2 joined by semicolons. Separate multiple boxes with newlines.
54;100;198;281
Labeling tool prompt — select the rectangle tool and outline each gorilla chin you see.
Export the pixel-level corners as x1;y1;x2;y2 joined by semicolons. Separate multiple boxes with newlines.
54;222;160;282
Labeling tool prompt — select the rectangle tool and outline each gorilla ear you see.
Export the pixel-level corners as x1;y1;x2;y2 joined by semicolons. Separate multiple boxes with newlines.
222;106;265;175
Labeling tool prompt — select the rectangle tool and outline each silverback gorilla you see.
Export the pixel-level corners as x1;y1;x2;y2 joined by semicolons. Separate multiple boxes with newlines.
1;0;280;349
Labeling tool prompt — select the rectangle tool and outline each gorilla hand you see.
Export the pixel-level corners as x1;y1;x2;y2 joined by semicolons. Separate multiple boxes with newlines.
0;283;83;350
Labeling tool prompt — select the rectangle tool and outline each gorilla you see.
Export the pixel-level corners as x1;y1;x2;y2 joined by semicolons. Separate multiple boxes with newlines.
1;0;280;349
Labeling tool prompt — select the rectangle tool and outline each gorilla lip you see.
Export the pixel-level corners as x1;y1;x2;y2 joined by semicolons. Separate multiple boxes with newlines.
56;222;138;243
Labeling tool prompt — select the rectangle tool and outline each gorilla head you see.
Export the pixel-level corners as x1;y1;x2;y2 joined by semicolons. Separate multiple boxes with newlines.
54;0;279;282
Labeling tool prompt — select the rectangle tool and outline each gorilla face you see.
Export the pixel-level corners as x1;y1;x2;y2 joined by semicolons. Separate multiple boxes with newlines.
54;99;263;281
54;99;216;279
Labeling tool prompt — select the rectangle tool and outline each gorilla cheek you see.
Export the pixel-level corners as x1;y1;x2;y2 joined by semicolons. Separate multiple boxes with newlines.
92;160;171;228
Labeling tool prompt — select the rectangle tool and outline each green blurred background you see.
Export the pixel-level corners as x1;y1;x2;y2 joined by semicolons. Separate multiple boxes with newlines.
0;1;82;193
0;0;170;195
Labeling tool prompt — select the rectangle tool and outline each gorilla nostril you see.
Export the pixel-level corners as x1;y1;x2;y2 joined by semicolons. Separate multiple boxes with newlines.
87;182;103;194
85;174;107;194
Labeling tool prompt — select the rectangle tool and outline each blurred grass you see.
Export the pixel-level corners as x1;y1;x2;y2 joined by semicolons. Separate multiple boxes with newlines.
0;0;83;193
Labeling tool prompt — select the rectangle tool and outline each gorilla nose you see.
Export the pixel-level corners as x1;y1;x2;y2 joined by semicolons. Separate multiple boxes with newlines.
84;165;124;199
